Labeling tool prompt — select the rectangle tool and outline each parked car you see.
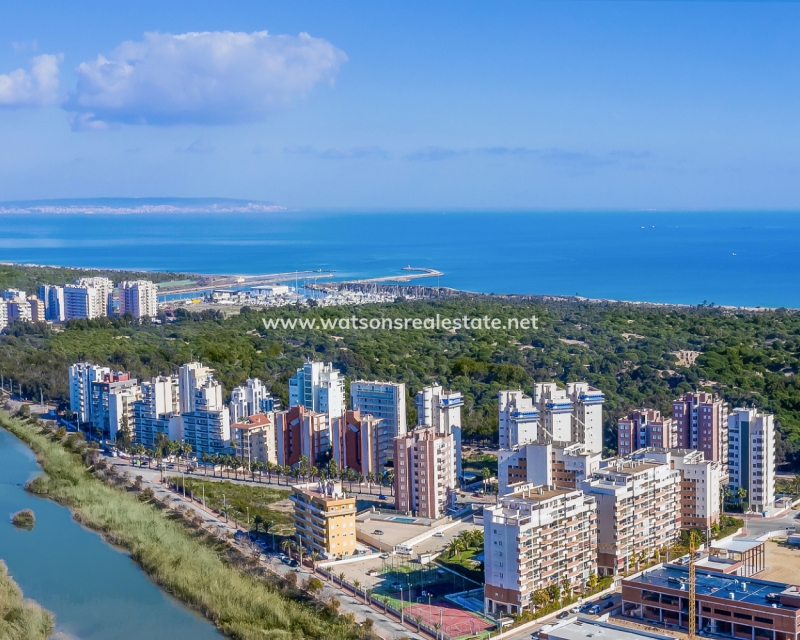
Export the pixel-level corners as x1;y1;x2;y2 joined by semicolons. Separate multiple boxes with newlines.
579;603;594;613
569;607;580;614
380;553;390;559
589;606;601;615
600;593;612;600
281;557;291;565
433;531;444;537
373;529;385;536
378;494;387;500
603;601;614;610
289;559;299;567
556;612;570;619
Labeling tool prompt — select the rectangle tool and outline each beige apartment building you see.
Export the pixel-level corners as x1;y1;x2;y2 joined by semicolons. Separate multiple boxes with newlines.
290;481;357;558
635;448;721;532
483;483;597;615
230;413;277;466
581;457;682;576
393;426;456;519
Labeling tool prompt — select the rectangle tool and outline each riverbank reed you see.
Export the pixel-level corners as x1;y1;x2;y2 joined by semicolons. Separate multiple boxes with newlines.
0;412;367;640
0;560;54;640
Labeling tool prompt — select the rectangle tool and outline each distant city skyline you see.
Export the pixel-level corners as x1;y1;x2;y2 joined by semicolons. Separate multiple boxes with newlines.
1;1;800;210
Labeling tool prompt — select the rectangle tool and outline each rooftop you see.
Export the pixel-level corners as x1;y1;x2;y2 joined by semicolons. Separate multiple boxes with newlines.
626;564;799;610
710;538;764;553
540;616;672;640
231;413;271;429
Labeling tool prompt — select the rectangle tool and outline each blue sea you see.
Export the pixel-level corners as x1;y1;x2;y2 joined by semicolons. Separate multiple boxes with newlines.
1;211;799;308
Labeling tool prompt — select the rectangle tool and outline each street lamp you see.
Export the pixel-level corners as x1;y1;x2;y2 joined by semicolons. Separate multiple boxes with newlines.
223;493;227;522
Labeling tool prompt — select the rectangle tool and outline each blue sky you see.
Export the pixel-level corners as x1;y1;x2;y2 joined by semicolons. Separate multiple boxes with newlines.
1;1;799;210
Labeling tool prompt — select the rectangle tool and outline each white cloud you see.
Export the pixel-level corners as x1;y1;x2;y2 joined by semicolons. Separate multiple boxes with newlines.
0;54;62;107
65;30;347;128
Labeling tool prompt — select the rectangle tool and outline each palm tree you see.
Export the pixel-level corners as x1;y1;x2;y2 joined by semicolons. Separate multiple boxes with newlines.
310;551;321;571
352;578;361;599
387;470;395;496
482;467;491;493
327;458;339;481
366;472;374;494
281;539;292;556
265;461;274;483
253;514;264;534
338;571;345;587
201;452;210;476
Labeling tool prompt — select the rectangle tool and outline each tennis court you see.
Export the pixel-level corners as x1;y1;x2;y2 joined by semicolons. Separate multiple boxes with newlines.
404;601;494;638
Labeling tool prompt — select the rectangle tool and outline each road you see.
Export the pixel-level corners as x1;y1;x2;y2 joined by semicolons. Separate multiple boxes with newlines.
108;457;425;640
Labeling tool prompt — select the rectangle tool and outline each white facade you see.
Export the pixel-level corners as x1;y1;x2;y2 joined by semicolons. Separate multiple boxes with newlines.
178;362;215;414
498;390;540;448
69;362;111;424
229;377;277;423
728;408;776;511
75;277;114;316
289;361;345;423
131;376;181;447
483;484;597;615
108;384;142;441
567;382;605;453
0;302;7;332
351;380;407;471
119;280;158;319
415;384;463;478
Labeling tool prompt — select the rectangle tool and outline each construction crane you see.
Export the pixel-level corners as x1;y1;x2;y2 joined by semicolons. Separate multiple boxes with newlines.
688;530;697;639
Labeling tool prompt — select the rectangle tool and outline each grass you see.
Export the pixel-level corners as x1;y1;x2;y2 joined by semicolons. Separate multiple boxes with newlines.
0;560;54;640
167;476;294;534
436;547;483;585
1;411;368;640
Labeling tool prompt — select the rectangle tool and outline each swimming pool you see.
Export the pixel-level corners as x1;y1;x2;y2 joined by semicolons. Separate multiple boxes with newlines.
387;516;417;523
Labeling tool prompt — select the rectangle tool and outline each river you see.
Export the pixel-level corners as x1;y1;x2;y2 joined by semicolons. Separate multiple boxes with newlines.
0;428;222;640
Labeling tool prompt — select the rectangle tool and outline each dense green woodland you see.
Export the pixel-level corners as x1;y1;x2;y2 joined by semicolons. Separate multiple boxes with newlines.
2;286;800;468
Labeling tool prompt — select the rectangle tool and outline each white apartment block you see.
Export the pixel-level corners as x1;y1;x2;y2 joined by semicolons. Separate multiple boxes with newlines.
7;300;32;323
182;377;230;456
0;302;7;332
178;362;215;414
728;408;776;511
498;390;540;449
415;384;463;478
483;484;597;616
498;441;602;495
118;280;158;319
131;376;182;447
108;384;142;442
289;361;345;426
351;380;407;471
2;289;25;301
229;377;278;423
567;382;605;453
69;362;112;424
393;426;456;519
581;457;682;576
75;277;114;316
635;448;721;531
231;413;277;466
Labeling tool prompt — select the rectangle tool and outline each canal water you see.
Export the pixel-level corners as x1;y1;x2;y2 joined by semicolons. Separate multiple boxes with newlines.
0;428;222;640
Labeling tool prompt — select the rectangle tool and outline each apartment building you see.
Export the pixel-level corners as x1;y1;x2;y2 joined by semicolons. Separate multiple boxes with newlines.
483;483;597;616
0;301;7;332
672;391;728;470
290;481;357;559
74;277;114;316
64;284;104;320
634;448;721;532
231;413;276;466
107;383;142;442
118;280;158;319
393;426;456;519
39;285;65;321
581;457;682;576
69;362;113;424
7;299;32;323
728;408;776;511
618;409;677;456
351;380;407;472
415;384;464;478
182;376;230;455
229;377;279;423
498;441;602;495
131;376;182;447
498;390;540;449
331;409;382;476
499;383;604;453
90;373;138;438
275;405;329;467
178;362;215;414
289;361;345;425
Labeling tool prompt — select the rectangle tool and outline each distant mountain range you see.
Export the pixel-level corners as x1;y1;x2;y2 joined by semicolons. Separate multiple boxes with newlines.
0;198;285;214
